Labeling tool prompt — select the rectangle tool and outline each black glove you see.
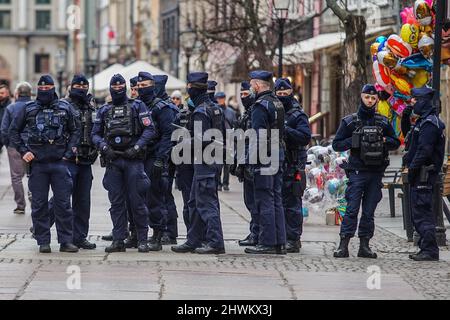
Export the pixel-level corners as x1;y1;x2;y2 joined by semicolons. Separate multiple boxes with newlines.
152;159;165;180
102;145;117;162
124;145;141;160
403;105;413;117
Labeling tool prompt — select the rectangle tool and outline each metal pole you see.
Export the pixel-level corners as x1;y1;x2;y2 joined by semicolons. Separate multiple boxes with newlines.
58;71;63;98
186;54;191;77
433;0;444;113
278;18;285;78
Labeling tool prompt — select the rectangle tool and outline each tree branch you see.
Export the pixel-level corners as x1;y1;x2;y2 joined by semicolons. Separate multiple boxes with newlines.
326;0;350;22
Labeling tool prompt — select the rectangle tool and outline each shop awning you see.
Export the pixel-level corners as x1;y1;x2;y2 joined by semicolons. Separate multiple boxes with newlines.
280;26;394;65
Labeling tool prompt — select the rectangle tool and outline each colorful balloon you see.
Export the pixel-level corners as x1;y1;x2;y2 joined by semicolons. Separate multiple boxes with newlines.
414;0;433;26
418;35;434;59
401;52;433;71
377;100;392;119
371;42;381;59
377;50;398;69
387;34;412;58
400;23;420;49
373;61;391;88
400;7;418;25
390;72;413;96
411;69;430;88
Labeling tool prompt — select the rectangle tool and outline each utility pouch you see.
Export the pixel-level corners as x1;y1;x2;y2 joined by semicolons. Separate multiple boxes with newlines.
419;165;435;184
352;131;361;149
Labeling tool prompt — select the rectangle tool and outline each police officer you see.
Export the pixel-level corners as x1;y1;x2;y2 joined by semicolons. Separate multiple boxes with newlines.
216;91;237;192
9;75;80;254
155;74;180;245
405;87;445;262
92;74;157;253
130;76;139;99
175;97;195;231
275;78;311;253
245;71;287;255
137;72;176;250
58;75;98;250
332;84;400;259
234;81;258;247
172;72;225;255
207;80;218;103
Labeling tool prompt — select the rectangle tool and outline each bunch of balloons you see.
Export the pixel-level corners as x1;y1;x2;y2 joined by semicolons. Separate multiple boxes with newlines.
303;146;349;218
371;0;436;142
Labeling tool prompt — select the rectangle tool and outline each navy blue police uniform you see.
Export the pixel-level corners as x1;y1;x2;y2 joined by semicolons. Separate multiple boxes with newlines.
154;74;181;244
235;81;258;247
137;72;177;249
405;87;445;261
207;80;218;103
275;78;312;253
92;74;158;253
9;75;80;253
245;71;287;255
332;84;400;258
48;75;98;250
171;72;225;254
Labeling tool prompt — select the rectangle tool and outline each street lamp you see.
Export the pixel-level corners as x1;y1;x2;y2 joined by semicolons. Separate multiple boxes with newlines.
55;49;66;97
182;26;197;77
87;40;99;100
273;0;290;78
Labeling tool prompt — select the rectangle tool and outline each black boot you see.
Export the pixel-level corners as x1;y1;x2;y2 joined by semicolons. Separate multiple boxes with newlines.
238;234;258;247
138;241;151;253
411;251;439;261
39;244;51;254
60;243;79;253
333;236;350;258
357;237;377;259
101;232;114;241
148;230;163;252
161;233;177;245
105;240;126;253
75;239;97;250
286;240;301;253
171;242;196;253
124;232;138;249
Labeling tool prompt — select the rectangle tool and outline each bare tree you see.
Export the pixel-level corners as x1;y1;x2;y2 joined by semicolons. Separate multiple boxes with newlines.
326;0;367;115
184;0;324;80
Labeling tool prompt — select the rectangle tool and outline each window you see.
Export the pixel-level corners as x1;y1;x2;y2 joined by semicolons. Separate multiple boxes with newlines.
36;0;50;4
36;10;51;30
0;10;10;29
34;54;50;73
0;0;11;4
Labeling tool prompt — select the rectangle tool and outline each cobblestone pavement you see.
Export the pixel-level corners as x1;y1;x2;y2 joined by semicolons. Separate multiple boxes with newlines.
0;152;449;300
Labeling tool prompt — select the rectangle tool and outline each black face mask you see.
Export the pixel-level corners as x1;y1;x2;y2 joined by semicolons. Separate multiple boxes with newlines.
37;88;56;106
278;95;294;111
413;97;433;116
110;87;127;105
241;95;255;110
138;86;156;105
188;87;206;100
70;88;88;104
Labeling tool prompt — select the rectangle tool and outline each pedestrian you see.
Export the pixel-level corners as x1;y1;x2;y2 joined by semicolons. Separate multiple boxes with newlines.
9;75;80;254
0;82;12;154
215;91;237;192
171;72;225;255
171;90;184;109
137;72;177;250
92;74;158;253
332;84;400;259
244;71;287;255
275;78;312;253
405;87;445;262
1;82;32;215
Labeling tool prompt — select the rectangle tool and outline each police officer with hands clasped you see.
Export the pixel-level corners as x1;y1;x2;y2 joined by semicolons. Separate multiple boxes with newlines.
275;78;311;254
92;74;158;253
9;75;80;254
404;87;445;262
332;84;400;259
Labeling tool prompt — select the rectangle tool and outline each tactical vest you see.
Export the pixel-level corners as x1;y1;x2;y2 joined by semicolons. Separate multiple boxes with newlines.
104;101;140;151
351;113;387;167
256;94;285;148
179;108;192;129
26;101;70;146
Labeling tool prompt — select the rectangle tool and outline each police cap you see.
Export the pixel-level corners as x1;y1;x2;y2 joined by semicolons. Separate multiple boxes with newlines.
274;78;292;91
154;75;169;86
38;75;55;86
130;76;139;88
241;81;251;91
249;70;273;82
71;74;89;86
187;72;209;85
207;80;218;91
411;86;435;98
361;84;377;95
110;74;126;86
138;72;154;82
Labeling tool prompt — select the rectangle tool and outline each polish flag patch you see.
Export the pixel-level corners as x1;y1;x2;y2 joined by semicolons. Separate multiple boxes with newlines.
142;117;151;127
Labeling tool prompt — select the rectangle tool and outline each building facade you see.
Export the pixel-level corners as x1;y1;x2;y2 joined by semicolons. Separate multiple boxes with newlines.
0;0;72;90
